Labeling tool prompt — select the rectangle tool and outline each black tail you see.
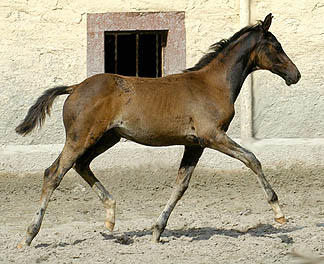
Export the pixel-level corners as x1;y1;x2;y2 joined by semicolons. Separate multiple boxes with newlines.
15;86;73;136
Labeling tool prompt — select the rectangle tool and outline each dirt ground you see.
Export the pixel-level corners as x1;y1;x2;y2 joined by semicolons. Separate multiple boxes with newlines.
0;163;324;264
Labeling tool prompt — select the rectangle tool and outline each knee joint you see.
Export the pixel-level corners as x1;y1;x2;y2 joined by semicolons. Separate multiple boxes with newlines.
43;168;60;189
245;152;262;171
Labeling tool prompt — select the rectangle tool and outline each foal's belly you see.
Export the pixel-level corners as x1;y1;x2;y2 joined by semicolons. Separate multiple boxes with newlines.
113;121;198;147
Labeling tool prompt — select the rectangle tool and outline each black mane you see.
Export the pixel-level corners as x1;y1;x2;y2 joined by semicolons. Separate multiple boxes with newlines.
185;22;262;72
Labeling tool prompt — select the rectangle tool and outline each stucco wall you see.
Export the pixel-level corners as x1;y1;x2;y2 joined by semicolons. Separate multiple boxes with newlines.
251;1;324;138
0;0;323;148
1;0;241;146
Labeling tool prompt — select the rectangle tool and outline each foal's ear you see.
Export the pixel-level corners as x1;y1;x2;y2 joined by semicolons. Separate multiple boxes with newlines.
262;13;273;32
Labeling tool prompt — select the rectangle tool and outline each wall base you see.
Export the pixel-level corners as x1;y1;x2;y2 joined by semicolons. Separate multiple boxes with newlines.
1;139;324;173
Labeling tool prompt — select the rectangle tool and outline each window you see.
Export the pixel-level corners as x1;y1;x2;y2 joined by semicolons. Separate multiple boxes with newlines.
104;30;167;77
87;12;186;78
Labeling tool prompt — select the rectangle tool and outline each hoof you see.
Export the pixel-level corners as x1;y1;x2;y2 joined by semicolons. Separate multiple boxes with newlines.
17;243;24;249
275;216;287;224
17;240;29;249
105;219;115;232
152;226;162;243
152;233;161;243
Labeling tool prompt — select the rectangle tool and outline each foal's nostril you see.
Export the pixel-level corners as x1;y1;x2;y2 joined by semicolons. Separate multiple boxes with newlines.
297;71;301;81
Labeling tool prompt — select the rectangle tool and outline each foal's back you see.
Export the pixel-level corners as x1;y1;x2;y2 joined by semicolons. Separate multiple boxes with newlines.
63;72;231;147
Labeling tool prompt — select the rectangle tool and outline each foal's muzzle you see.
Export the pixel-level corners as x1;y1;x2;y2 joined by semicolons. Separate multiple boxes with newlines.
285;69;301;86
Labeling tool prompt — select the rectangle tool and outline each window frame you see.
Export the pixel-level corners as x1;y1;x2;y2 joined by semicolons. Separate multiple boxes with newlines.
87;12;186;77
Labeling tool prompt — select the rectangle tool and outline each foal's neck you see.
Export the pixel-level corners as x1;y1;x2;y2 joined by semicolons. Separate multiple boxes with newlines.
209;32;258;103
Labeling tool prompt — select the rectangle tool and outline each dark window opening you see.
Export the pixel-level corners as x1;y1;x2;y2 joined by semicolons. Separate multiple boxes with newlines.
104;31;167;78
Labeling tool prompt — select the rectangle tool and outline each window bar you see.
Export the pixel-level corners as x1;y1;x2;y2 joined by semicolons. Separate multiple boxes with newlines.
114;34;118;74
156;33;159;77
136;33;139;77
161;34;164;77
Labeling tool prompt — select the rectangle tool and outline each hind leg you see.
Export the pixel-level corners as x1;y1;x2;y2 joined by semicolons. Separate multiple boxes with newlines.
74;130;120;231
17;143;84;248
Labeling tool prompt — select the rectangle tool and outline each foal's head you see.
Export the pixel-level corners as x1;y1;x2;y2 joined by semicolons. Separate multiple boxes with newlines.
253;13;301;86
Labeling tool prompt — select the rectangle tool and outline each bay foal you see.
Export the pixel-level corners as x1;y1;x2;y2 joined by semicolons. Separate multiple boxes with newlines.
16;14;300;247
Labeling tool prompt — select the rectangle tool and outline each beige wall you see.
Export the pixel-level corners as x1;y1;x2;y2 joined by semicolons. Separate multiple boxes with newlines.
251;1;324;138
0;0;323;146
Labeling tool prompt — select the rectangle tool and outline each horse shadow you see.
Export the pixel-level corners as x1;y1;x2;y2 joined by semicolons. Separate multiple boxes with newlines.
100;224;303;245
35;238;86;249
33;223;304;248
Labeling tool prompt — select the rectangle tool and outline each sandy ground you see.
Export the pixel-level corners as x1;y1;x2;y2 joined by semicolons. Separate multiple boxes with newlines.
0;163;324;264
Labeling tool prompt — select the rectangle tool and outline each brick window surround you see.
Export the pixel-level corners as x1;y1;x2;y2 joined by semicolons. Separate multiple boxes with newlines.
87;12;186;77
